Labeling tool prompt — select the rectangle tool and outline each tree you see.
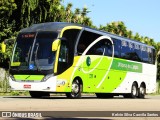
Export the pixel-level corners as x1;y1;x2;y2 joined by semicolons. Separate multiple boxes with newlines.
0;0;17;42
73;8;80;23
0;0;159;79
65;3;72;22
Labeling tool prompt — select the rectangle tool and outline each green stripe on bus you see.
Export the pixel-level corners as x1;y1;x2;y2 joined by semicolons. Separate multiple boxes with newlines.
14;75;44;81
111;59;142;73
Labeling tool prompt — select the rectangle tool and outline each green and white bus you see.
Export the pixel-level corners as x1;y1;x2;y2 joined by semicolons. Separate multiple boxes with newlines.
2;22;157;98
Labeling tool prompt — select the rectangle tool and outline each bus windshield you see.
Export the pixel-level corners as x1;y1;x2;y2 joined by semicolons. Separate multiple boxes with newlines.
11;31;58;72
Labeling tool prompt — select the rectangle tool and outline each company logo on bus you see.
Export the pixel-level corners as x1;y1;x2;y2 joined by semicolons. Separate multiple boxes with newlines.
86;56;91;66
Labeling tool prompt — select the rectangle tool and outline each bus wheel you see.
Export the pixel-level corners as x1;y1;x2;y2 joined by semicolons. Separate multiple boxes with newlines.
138;84;146;98
66;79;82;98
124;83;138;98
130;83;138;98
29;91;50;98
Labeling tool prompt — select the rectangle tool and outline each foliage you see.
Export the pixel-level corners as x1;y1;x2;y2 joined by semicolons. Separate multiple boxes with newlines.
10;91;29;96
99;21;160;79
0;0;17;42
0;0;160;79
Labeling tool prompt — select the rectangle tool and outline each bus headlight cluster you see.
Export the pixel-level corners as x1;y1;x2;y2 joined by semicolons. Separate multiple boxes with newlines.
41;74;54;82
10;75;15;81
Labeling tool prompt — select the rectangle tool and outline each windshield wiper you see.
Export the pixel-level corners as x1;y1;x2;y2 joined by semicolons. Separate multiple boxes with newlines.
34;43;41;71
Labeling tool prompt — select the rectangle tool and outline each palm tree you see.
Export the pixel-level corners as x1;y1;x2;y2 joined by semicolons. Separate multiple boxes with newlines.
65;3;73;22
82;17;92;26
127;30;133;39
80;7;90;24
134;33;141;42
72;8;80;23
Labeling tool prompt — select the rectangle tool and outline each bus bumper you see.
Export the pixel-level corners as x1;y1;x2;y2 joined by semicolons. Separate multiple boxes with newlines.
9;76;57;92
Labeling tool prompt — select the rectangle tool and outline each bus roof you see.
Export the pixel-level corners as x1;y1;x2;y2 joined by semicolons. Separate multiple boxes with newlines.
20;22;154;49
20;22;82;33
84;27;155;49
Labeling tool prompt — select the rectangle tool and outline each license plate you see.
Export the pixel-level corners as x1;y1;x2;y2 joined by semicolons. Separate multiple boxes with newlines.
23;84;31;88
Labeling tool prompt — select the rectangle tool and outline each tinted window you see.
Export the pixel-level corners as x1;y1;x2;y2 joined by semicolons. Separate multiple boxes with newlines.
86;39;113;56
121;40;130;59
121;40;143;62
112;38;121;58
77;30;100;54
141;46;149;63
152;49;156;64
134;44;142;62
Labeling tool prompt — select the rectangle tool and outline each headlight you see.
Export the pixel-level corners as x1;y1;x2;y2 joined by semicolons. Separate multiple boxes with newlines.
41;74;54;82
10;75;15;81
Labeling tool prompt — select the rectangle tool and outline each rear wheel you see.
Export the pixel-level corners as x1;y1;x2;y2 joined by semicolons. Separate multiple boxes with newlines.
29;91;50;98
131;83;138;98
124;83;138;98
138;84;146;98
66;79;82;98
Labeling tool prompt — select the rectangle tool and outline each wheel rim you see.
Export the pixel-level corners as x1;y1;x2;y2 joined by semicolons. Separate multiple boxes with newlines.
72;83;79;94
71;81;79;97
132;85;137;96
140;86;145;95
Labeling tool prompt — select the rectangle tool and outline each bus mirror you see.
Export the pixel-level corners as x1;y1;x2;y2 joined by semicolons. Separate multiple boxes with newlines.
1;42;6;53
52;39;60;51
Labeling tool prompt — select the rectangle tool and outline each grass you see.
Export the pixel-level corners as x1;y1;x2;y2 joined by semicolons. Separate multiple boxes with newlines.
0;91;29;96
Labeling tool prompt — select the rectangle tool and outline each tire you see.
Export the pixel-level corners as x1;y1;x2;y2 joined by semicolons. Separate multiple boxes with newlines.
29;91;50;98
96;93;113;98
131;83;138;98
124;83;138;98
138;84;146;98
66;79;82;98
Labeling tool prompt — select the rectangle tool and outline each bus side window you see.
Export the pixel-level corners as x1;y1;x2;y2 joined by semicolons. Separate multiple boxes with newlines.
59;43;68;63
141;46;149;63
95;47;104;55
112;38;121;58
121;41;129;59
77;30;100;55
152;49;156;64
77;44;86;54
104;40;113;57
134;44;142;62
148;47;155;64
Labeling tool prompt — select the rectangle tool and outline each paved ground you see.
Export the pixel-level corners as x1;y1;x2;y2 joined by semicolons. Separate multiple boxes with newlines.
0;95;160;120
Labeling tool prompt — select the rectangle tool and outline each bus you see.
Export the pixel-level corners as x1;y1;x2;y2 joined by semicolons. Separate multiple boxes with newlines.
1;22;157;98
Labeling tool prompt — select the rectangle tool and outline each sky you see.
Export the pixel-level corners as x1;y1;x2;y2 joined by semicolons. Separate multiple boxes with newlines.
62;0;160;42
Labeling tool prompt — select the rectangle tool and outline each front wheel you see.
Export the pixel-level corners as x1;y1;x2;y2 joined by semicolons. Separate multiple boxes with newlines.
66;79;82;98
